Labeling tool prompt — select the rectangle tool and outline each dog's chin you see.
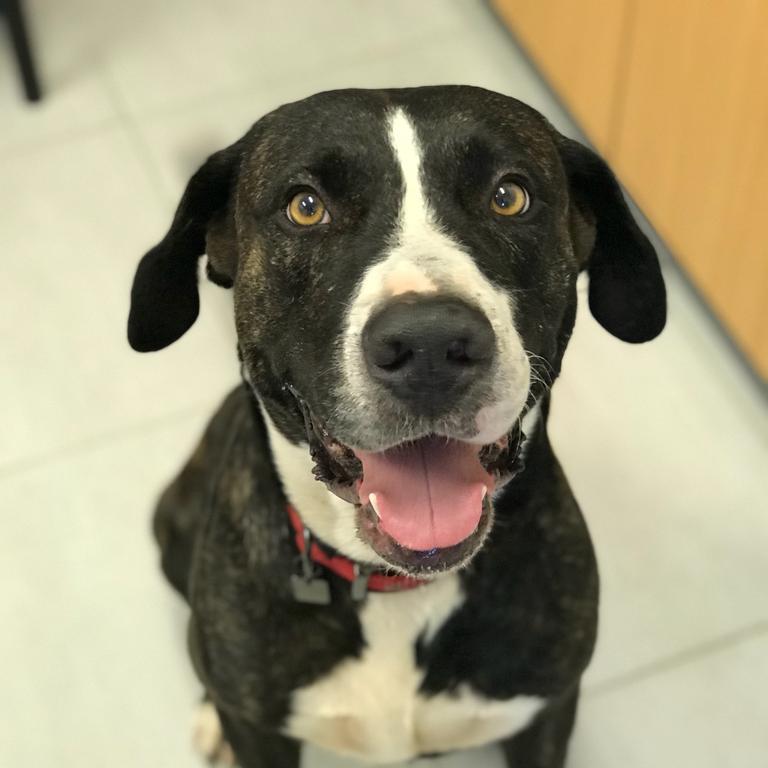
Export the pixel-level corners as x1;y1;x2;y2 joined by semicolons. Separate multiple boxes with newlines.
287;388;526;576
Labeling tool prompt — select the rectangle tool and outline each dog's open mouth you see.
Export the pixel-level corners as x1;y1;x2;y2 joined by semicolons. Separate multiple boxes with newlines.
288;387;525;574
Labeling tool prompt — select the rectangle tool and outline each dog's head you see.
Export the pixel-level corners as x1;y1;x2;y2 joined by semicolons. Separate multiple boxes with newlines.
129;87;665;575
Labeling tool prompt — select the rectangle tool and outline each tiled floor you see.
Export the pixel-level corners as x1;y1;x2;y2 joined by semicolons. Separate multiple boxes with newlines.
1;1;766;766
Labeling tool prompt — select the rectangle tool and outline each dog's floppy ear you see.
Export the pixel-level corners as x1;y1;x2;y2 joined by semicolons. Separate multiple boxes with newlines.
558;136;666;343
128;140;243;352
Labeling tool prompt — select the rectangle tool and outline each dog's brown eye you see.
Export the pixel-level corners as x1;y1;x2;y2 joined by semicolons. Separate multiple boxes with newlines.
490;180;530;217
287;190;329;226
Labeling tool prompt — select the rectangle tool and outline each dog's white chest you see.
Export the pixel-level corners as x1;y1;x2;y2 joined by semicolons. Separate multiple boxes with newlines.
285;575;545;763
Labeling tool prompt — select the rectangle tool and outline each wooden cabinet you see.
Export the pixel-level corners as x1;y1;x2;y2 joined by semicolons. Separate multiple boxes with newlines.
491;0;629;150
491;0;768;379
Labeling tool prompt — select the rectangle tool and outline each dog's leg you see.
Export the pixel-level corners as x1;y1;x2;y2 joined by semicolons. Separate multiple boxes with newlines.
501;688;579;768
192;699;237;766
217;709;301;768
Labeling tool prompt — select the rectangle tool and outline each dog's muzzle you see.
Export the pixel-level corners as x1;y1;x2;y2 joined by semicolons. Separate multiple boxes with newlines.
284;384;527;575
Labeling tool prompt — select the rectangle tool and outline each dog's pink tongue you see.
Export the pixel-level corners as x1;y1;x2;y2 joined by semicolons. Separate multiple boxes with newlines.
356;438;492;551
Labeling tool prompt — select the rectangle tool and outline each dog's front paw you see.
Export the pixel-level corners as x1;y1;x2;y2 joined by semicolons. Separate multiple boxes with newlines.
192;701;237;766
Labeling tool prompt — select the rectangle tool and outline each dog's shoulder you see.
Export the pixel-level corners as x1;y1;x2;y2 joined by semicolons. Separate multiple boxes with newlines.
152;386;255;594
187;385;290;568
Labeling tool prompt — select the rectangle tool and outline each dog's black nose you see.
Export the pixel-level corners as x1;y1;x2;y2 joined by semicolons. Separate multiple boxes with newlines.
362;296;495;413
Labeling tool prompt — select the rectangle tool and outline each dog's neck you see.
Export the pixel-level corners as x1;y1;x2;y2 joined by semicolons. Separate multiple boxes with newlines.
256;391;543;566
257;395;388;565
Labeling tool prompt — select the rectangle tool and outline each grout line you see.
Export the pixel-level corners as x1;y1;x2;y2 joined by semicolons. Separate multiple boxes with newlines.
583;619;768;698
88;22;467;129
101;68;176;205
0;399;217;481
0;115;125;161
0;66;132;161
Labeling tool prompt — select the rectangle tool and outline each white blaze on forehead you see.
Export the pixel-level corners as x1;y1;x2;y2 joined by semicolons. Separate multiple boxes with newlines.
389;108;431;238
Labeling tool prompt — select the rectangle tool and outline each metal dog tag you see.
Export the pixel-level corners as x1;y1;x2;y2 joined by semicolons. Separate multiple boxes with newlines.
290;573;331;605
350;564;371;602
291;526;332;605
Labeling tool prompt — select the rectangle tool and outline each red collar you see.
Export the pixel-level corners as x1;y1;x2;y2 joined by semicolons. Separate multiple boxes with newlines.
287;504;426;595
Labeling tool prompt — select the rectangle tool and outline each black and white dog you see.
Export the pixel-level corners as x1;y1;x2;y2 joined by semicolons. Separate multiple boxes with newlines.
128;86;666;767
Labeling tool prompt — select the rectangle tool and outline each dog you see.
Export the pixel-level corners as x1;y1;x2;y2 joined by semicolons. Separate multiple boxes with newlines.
128;86;666;767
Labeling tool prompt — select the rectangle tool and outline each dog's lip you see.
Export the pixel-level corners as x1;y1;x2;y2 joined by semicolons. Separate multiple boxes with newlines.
295;394;523;491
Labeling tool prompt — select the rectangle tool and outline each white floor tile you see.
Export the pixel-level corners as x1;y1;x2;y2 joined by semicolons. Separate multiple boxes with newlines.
0;416;210;768
0;126;240;469
550;270;768;688
571;631;768;767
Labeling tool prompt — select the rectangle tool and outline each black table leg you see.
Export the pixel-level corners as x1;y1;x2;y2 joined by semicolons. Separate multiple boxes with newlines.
3;0;42;102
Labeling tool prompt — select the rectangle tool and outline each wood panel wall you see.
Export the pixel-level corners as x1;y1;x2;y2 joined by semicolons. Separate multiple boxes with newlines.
491;0;768;379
